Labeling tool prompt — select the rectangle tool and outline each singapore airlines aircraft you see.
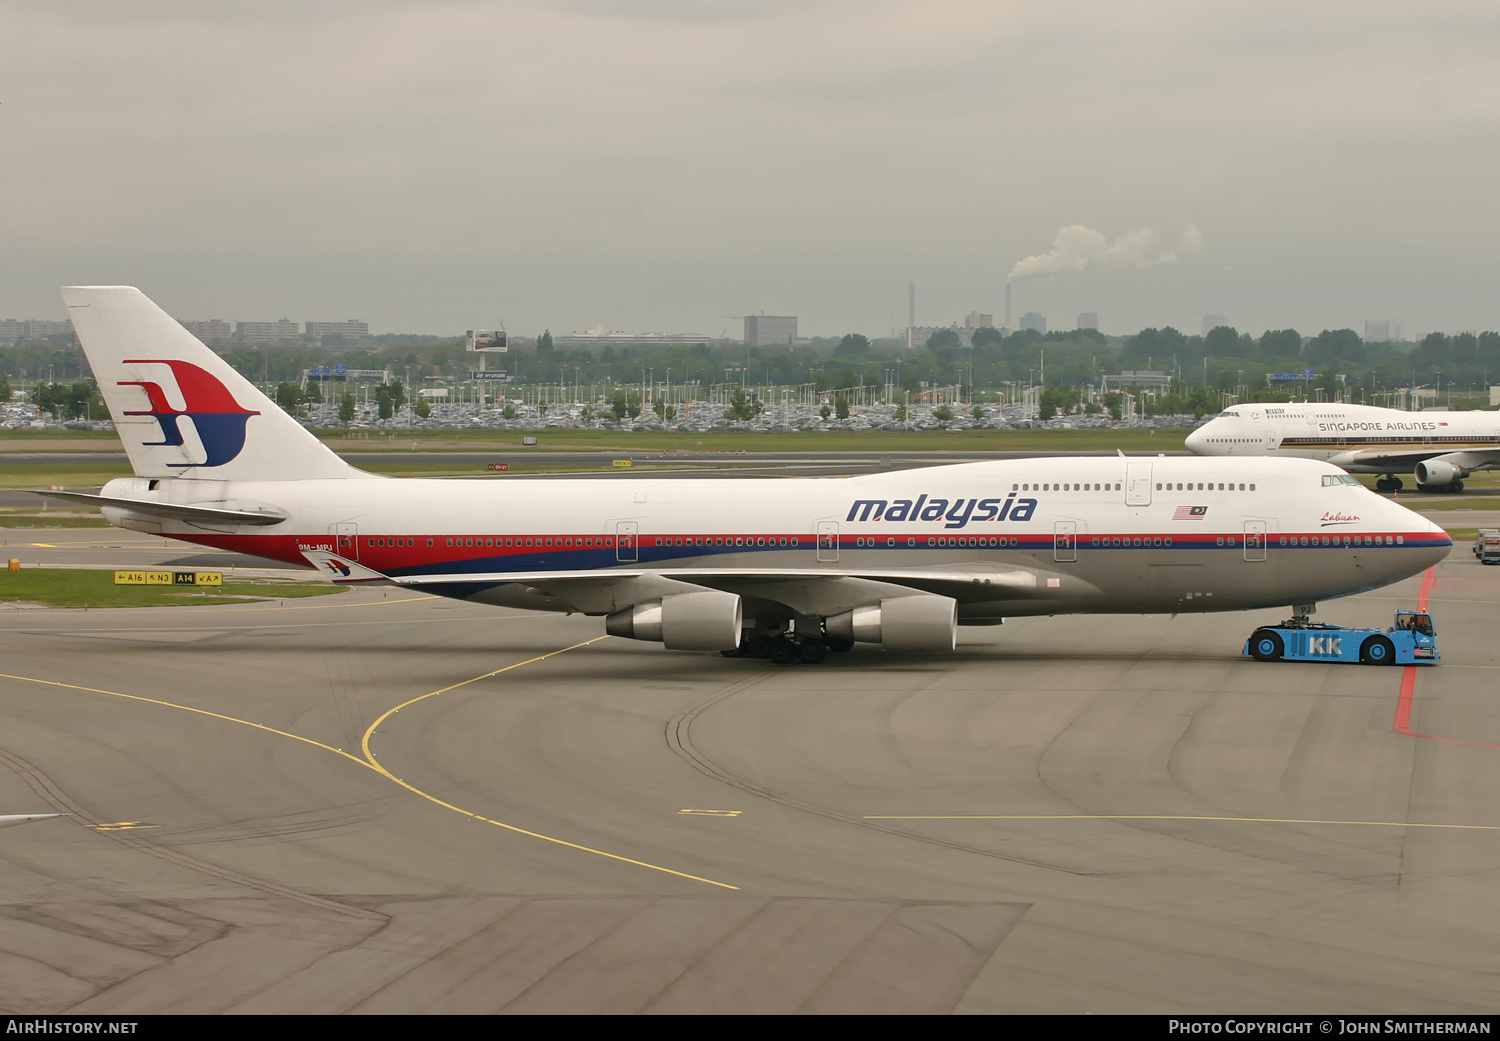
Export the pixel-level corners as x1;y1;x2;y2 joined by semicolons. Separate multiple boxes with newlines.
1186;402;1500;492
51;287;1451;663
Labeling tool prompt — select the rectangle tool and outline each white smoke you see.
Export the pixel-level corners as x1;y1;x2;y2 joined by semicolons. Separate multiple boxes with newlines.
1008;224;1203;281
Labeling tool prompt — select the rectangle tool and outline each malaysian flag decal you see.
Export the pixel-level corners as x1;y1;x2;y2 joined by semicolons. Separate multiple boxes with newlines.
1173;505;1208;520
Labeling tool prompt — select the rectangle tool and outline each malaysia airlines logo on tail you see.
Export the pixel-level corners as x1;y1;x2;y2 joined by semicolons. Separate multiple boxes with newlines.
118;360;260;468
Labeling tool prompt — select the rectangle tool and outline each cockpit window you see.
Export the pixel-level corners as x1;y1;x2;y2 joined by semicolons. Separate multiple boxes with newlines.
1321;474;1362;487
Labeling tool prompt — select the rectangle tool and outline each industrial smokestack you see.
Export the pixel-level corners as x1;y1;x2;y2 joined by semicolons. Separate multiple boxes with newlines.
1005;282;1011;329
908;282;915;351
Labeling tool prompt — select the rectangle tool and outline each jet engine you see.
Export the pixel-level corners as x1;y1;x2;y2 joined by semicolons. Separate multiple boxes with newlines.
1415;459;1466;488
825;595;957;652
605;590;743;651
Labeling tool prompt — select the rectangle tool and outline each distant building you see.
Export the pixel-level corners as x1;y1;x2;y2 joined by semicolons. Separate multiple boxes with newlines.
1020;312;1047;334
1365;320;1392;341
177;319;233;347
0;318;73;341
235;319;301;346
555;330;710;346
1077;312;1099;331
1201;314;1227;336
964;311;993;329
744;315;797;346
306;319;370;340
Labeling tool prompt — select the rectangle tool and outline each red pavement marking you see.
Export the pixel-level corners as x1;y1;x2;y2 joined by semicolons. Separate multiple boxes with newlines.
1393;566;1500;750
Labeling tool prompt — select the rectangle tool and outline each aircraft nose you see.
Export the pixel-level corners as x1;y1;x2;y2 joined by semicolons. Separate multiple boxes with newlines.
1184;426;1208;454
1382;502;1453;574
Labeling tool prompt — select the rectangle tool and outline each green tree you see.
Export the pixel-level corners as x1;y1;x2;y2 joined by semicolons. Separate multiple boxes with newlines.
932;404;954;424
834;393;850;420
375;386;394;420
413;398;431;419
1203;325;1241;357
536;330;555;353
819;403;831;421
926;328;960;350
339;392;356;425
834;333;870;356
502;404;516;420
580;404;594;423
274;382;305;413
970;404;985;421
610;390;642;420
725;386;758;422
892;401;907;422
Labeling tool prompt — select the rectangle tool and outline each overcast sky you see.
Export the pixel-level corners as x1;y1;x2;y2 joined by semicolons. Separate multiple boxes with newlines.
3;1;1498;339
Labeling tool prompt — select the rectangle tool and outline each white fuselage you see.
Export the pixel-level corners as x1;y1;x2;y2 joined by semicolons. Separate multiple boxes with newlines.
99;455;1450;619
1186;402;1500;477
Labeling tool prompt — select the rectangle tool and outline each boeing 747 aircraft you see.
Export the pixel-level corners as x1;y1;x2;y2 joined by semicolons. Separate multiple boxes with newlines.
1187;401;1500;492
50;287;1451;662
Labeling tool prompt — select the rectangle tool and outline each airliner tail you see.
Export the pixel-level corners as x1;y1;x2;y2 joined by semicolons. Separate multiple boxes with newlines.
61;286;355;482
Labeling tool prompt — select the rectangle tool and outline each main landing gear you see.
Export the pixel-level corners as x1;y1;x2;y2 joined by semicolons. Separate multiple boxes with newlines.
720;625;850;665
1375;475;1403;493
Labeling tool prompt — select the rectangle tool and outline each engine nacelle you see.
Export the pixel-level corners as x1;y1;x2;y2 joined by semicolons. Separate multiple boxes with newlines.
1415;459;1466;487
826;595;957;651
604;590;743;651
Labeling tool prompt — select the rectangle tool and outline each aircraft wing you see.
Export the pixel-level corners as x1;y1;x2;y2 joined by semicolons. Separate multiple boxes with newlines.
1335;447;1500;471
299;550;1089;617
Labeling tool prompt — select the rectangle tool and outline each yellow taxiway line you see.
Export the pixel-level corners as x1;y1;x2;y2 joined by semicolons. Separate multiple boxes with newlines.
0;639;739;891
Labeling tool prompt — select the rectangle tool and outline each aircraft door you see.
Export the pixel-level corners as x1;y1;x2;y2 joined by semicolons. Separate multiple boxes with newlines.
615;520;638;563
1264;429;1279;452
333;522;358;560
1244;519;1267;562
816;520;840;562
1053;520;1077;563
1125;462;1153;506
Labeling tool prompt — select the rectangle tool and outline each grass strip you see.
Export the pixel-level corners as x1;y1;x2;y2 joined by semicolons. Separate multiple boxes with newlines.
0;569;346;608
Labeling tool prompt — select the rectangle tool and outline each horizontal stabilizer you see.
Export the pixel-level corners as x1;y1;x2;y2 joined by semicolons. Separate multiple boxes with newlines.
29;489;286;526
300;549;396;584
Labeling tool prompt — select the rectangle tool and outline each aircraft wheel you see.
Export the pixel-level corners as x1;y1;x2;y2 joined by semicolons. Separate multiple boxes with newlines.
1249;629;1284;662
750;634;776;659
1450;481;1464;493
825;635;855;653
1360;636;1395;665
1391;477;1404;491
770;639;798;665
1376;477;1396;493
799;637;827;664
720;633;751;658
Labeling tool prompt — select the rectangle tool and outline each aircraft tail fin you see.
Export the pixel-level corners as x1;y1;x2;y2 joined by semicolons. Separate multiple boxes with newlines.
61;286;356;482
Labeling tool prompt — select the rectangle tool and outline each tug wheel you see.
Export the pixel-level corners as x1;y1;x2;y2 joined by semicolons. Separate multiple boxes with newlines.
1249;629;1284;662
1360;636;1395;665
